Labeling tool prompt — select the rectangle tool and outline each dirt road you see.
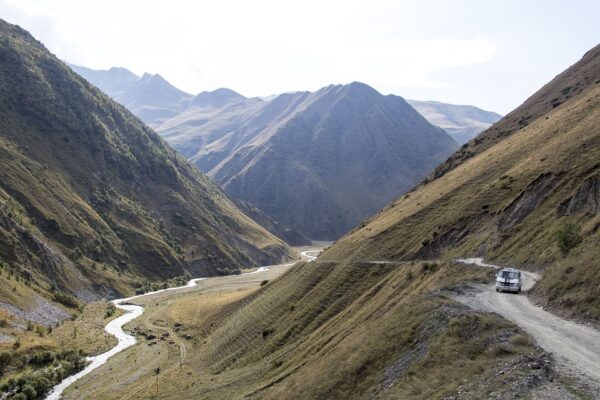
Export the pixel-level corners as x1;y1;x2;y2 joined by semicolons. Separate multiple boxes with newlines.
455;258;600;384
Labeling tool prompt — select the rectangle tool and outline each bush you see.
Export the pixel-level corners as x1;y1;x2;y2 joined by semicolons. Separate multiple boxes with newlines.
0;351;12;367
21;384;37;399
105;302;116;318
556;219;582;255
262;328;274;339
52;292;80;308
29;351;55;365
422;262;438;273
509;334;531;346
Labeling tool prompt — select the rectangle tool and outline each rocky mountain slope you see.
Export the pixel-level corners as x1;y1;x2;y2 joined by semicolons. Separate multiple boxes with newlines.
0;19;294;302
160;83;458;240
157;89;265;159
69;64;193;127
407;100;502;144
140;43;600;400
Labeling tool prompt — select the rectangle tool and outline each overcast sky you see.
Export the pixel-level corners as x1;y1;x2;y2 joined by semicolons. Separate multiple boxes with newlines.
1;0;598;114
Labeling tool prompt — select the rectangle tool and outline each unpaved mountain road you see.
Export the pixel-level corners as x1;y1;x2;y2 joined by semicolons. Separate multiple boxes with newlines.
456;258;600;385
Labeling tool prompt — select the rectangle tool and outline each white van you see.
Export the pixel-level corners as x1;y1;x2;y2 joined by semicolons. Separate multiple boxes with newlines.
495;268;522;293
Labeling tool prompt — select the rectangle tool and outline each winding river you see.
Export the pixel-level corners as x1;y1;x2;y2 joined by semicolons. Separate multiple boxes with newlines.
44;250;318;399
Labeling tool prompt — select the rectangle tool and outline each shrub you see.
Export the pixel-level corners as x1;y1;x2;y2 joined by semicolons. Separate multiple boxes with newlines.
21;385;37;399
509;334;531;346
556;219;582;255
105;303;116;318
35;325;45;337
421;262;438;273
0;351;12;367
29;351;55;365
262;328;274;339
52;292;80;308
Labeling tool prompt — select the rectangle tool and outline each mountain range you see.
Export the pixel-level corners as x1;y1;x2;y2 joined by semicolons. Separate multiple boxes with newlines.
69;64;194;128
165;83;459;239
0;19;293;301
70;63;501;145
69;64;502;239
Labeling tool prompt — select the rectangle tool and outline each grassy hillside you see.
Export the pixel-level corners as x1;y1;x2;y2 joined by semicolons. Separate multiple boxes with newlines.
323;44;600;322
0;19;294;304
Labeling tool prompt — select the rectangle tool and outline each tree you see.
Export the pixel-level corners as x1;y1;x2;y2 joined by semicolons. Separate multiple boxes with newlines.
556;219;582;255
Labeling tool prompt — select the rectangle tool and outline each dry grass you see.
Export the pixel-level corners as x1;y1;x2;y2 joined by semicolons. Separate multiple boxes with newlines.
60;260;542;400
50;302;122;356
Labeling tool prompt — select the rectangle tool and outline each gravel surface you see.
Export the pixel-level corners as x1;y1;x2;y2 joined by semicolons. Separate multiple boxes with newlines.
455;258;600;394
0;294;70;327
0;332;14;342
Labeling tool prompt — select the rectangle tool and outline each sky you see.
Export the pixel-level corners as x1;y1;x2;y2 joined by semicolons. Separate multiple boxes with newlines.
0;0;598;114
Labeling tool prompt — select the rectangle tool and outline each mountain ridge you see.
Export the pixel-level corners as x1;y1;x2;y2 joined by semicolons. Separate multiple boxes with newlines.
0;19;294;301
197;82;458;239
407;99;502;144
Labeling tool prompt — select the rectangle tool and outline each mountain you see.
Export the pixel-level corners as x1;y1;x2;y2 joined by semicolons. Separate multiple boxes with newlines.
0;19;294;301
159;83;458;240
407;100;502;144
69;64;193;127
233;200;311;246
148;44;600;400
158;89;265;159
325;43;600;321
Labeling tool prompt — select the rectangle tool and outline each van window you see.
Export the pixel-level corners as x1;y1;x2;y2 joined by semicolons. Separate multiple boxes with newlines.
498;270;519;279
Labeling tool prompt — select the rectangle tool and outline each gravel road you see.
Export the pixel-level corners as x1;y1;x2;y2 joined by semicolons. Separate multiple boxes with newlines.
455;258;600;385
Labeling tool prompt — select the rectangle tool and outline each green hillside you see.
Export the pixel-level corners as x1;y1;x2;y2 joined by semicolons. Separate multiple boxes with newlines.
0;19;294;302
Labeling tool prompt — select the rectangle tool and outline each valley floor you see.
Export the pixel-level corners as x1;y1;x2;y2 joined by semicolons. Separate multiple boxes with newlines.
59;246;322;399
58;253;600;400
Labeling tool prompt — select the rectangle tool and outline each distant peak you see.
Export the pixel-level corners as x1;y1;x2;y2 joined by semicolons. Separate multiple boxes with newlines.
108;66;132;72
193;87;245;107
315;81;380;99
343;81;379;94
139;72;173;86
346;81;372;89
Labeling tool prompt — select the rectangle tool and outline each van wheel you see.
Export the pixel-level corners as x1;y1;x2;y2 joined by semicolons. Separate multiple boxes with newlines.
517;288;521;293
496;288;499;292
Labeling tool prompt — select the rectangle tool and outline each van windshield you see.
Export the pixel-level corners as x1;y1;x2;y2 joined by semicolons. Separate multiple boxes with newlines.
498;271;519;279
